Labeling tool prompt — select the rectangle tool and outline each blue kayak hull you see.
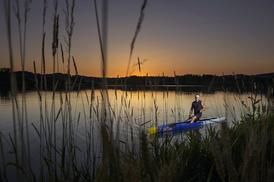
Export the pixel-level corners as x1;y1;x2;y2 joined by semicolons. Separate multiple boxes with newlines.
149;117;226;135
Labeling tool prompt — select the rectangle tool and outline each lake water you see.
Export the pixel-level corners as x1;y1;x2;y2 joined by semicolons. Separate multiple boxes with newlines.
0;89;269;136
0;89;271;180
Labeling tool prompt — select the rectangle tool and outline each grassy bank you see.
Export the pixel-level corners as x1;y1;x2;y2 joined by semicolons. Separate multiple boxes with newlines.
90;113;274;182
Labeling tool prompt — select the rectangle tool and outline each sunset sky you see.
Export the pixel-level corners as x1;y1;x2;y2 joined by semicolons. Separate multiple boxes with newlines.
1;0;274;77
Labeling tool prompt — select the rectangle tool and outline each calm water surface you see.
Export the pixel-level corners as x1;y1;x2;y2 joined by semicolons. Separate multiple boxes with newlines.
0;89;268;135
0;89;270;180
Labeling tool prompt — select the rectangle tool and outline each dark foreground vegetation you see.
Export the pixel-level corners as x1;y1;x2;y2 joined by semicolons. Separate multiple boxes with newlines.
111;113;274;182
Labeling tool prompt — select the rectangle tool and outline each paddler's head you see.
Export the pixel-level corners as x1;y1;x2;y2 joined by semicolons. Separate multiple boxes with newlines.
195;94;200;102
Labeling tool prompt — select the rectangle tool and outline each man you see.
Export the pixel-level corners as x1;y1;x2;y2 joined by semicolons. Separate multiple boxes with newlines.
189;94;204;123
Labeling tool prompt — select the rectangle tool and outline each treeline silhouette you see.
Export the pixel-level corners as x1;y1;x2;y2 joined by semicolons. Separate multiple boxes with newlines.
0;68;274;94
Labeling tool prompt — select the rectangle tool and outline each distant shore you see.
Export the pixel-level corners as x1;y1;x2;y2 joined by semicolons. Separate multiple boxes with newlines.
0;68;273;94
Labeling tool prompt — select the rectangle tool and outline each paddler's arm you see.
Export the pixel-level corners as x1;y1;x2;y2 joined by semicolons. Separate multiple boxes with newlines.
201;101;206;112
189;104;194;118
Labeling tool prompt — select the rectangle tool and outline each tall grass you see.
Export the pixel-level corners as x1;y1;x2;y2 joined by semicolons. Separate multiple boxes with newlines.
1;0;274;182
125;0;148;77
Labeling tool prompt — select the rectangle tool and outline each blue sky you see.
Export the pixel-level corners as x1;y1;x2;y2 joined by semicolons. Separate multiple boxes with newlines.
1;0;274;76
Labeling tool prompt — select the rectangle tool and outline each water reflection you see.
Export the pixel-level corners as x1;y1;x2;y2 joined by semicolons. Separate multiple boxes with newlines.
0;89;271;180
0;89;10;99
0;89;269;135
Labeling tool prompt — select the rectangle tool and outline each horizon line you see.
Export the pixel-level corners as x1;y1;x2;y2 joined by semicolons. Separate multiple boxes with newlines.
1;67;274;78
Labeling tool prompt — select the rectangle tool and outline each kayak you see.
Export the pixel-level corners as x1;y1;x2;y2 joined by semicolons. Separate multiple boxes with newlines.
148;117;226;135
